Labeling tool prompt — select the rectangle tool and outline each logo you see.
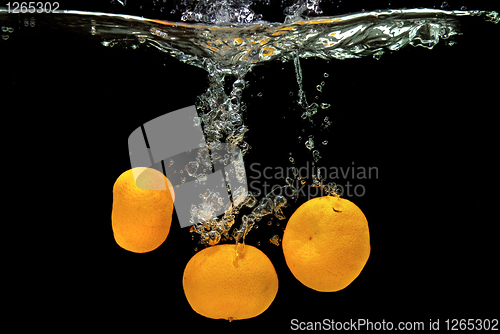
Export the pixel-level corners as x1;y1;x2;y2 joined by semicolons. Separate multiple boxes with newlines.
127;105;248;228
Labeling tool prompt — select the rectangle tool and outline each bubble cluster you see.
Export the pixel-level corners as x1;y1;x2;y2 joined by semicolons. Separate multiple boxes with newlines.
232;192;290;244
181;0;262;24
1;26;14;40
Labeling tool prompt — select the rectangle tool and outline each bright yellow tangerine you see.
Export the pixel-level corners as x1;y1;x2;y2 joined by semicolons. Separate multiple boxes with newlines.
282;196;370;292
112;167;175;253
183;244;278;321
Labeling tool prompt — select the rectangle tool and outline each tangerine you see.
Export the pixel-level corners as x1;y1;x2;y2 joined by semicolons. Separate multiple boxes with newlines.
183;244;278;321
282;196;370;292
112;167;175;253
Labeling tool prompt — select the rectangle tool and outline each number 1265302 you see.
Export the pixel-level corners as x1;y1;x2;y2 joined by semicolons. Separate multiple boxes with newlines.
6;2;60;14
445;319;498;331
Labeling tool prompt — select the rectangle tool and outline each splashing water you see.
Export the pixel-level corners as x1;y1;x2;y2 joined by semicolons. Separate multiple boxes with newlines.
2;3;497;249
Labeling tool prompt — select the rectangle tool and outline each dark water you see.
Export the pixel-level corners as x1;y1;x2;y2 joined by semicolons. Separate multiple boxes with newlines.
3;1;498;331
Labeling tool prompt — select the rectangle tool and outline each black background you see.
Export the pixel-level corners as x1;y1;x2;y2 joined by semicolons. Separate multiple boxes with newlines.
2;0;498;331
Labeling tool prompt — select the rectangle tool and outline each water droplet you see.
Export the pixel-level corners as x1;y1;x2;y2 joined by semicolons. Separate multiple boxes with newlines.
322;140;328;145
269;235;280;246
1;34;9;40
30;17;35;28
440;2;449;9
257;92;263;97
138;36;146;43
320;103;330;109
185;161;199;177
316;85;322;92
289;157;295;163
305;138;314;150
312;150;321;162
324;72;329;78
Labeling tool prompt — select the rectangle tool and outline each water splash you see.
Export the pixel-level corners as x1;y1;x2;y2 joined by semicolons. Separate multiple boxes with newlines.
4;8;495;69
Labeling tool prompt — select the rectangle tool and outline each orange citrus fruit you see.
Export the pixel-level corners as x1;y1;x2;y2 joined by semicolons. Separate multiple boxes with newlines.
112;167;175;253
183;244;278;321
282;196;370;292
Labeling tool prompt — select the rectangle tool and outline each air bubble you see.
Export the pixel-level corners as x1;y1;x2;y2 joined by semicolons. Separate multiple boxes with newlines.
312;150;321;162
185;161;199;176
269;235;280;246
305;138;314;150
